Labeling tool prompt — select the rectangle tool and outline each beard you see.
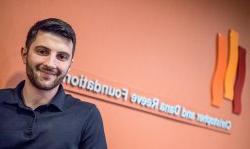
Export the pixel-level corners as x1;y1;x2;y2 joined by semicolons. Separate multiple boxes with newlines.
26;59;68;90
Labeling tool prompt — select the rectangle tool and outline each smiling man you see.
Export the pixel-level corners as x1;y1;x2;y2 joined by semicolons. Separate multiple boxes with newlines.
0;18;107;149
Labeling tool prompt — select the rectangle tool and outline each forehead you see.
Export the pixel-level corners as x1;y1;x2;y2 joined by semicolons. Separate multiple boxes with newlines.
30;31;73;55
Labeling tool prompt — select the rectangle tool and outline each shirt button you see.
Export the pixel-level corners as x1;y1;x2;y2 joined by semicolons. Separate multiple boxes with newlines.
24;129;33;138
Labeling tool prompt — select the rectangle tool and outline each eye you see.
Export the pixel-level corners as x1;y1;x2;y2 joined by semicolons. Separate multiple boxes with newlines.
56;53;70;61
35;47;50;56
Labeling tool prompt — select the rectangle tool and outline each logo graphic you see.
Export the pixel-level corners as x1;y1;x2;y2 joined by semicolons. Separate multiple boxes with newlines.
211;29;246;115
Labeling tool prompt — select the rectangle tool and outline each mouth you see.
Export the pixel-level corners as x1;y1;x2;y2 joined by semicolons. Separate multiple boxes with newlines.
38;71;55;81
37;65;59;77
38;69;58;81
40;69;57;76
35;64;62;81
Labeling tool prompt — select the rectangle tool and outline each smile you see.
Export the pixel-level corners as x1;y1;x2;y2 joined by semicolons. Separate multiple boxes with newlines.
39;69;57;76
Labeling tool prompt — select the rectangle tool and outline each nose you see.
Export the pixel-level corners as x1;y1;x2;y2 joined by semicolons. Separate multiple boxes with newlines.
43;55;57;68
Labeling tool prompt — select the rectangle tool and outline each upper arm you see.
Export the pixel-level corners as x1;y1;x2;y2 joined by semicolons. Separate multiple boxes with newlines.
79;106;107;149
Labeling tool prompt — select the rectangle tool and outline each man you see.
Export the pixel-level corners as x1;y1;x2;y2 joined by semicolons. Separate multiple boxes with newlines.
0;18;107;149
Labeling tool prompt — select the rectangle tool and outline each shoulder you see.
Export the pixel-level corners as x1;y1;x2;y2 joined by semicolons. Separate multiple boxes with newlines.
0;88;13;94
62;93;103;126
0;88;15;103
63;93;99;113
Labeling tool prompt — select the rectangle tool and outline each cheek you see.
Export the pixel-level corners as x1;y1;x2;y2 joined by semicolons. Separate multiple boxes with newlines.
27;55;44;65
58;64;71;74
26;57;37;69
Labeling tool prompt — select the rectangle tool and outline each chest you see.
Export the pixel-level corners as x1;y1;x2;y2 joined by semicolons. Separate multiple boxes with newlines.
0;104;83;149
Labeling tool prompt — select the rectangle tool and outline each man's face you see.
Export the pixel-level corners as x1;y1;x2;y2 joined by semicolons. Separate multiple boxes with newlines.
22;31;73;90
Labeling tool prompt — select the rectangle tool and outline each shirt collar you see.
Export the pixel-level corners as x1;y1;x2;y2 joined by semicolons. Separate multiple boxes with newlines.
5;80;65;112
49;84;65;112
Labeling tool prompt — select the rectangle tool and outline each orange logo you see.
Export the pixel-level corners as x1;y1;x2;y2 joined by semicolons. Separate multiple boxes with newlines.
211;29;246;115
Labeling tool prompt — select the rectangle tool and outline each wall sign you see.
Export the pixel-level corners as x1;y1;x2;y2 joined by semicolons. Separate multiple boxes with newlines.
63;72;232;134
60;30;248;134
211;29;247;114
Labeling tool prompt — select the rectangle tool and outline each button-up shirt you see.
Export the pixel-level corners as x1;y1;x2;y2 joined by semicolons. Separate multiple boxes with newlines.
0;81;107;149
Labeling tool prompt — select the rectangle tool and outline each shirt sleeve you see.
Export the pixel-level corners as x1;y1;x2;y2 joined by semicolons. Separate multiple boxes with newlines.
80;105;107;149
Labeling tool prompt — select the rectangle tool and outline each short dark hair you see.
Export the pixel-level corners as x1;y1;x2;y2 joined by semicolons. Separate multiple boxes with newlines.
25;18;76;57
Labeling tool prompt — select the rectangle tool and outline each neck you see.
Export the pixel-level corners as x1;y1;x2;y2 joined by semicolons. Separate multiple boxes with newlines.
22;79;59;110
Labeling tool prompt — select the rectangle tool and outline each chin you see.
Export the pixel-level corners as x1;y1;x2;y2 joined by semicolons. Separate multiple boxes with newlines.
34;80;59;90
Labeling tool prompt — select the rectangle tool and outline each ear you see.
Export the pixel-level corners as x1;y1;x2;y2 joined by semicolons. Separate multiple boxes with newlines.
21;47;28;64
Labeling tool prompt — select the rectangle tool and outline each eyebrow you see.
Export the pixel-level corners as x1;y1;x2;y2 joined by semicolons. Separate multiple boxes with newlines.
34;45;51;51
